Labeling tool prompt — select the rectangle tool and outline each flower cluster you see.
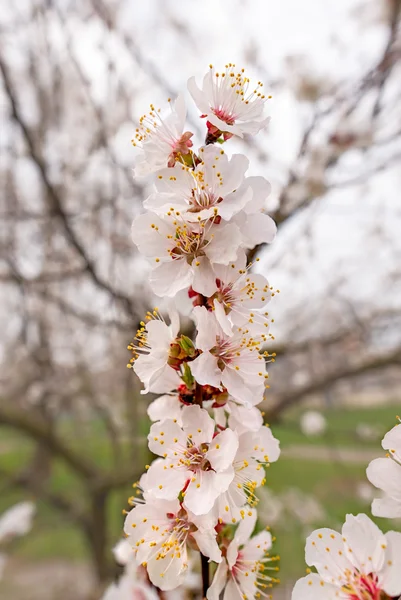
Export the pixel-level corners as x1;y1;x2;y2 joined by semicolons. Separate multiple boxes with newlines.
291;419;401;600
124;65;281;598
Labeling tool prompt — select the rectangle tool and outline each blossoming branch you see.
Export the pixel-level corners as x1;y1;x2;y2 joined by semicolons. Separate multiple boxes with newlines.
123;64;281;599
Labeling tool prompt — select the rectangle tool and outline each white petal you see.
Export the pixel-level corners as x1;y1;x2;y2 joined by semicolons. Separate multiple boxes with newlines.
213;406;228;429
131;213;171;257
205;223;241;265
190;352;222;389
367;457;401;506
207;428;238;472
233;508;257;547
206;560;228;600
238;212;277;249
305;528;354;583
147;394;182;424
150;260;193;297
134;354;180;394
371;496;401;519
184;469;234;515
226;539;240;570
243;176;271;214
228;403;263;434
148;419;187;457
146;320;174;349
213;249;247;284
291;574;339;600
213;299;234;336
220;368;263;407
112;539;134;566
181;405;215;445
342;513;386;574
192;529;222;564
218;153;249;197
381;530;401;596
174;93;187;125
147;547;188;591
191;256;218;296
144;460;188;500
241;530;272;562
143;191;183;214
207;112;244;137
193;306;221;350
381;423;401;457
187;76;210;114
251;426;281;463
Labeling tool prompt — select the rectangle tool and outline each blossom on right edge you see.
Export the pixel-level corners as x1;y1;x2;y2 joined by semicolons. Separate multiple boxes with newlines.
366;420;401;518
291;514;401;600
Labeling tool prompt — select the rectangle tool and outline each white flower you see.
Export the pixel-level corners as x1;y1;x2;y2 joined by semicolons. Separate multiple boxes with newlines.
213;426;280;524
210;249;272;335
213;401;264;436
189;307;268;407
112;539;135;566
0;502;35;542
145;145;257;222
124;497;221;591
188;64;270;138
147;393;185;424
291;514;401;600
232;210;277;249
132;95;193;178
128;307;182;394
207;509;275;600
102;567;158;600
300;411;327;437
145;405;238;515
367;421;401;518
131;212;241;297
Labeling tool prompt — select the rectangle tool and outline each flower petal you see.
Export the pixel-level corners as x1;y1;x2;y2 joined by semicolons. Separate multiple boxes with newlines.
291;574;339;600
237;212;277;248
342;513;386;574
206;560;228;600
148;419;187;457
192;529;222;564
305;528;353;584
147;394;182;424
181;405;215;445
150;259;193;297
207;428;239;471
193;306;221;350
381;530;401;596
143;459;188;501
205;223;241;265
191;256;218;297
190;352;222;390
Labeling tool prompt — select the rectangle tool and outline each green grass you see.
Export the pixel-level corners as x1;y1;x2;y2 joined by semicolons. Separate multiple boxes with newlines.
0;402;399;586
272;403;399;449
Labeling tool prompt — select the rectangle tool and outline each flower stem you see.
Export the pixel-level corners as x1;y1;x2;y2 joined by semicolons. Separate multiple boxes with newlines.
194;382;203;407
201;552;210;598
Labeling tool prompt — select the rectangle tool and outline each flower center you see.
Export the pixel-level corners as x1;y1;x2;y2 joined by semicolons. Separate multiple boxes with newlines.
212;106;237;125
181;444;212;472
169;225;208;263
342;572;383;600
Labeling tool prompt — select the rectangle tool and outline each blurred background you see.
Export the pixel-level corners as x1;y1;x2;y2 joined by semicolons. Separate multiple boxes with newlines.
0;0;401;598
